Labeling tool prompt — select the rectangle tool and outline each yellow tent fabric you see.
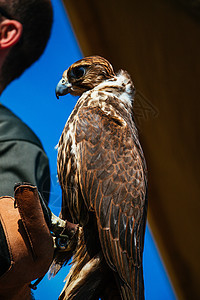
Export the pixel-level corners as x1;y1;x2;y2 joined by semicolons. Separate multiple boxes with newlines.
62;1;200;298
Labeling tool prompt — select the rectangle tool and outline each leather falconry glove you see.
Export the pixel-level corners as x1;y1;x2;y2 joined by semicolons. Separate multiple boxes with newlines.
0;183;54;300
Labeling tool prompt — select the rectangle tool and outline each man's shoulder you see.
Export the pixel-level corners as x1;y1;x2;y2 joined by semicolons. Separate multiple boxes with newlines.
0;104;44;150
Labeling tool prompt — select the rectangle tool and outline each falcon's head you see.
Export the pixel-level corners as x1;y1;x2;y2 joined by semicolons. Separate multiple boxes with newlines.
56;56;116;98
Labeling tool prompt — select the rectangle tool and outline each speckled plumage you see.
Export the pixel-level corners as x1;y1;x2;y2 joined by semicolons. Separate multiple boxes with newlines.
55;56;147;300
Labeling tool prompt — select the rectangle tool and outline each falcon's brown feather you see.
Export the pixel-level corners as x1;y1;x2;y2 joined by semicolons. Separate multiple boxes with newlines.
55;56;147;300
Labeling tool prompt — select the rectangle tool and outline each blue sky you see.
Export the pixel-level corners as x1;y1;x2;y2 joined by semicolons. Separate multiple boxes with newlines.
1;0;176;299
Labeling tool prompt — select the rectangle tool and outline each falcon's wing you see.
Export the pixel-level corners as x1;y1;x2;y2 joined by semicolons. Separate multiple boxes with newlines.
76;104;147;292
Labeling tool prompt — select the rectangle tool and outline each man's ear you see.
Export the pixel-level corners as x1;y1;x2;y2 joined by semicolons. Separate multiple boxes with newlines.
0;19;23;49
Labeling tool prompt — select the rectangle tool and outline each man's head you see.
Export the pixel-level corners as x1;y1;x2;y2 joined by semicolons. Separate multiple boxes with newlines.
0;0;53;93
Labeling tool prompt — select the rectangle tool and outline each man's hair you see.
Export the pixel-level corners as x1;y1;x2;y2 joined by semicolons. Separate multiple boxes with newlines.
0;0;53;89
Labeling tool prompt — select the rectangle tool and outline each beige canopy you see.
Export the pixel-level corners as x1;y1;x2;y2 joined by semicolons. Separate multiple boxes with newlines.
62;1;200;298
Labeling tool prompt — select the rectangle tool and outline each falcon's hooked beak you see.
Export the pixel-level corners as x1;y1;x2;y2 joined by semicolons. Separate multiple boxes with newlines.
56;78;72;99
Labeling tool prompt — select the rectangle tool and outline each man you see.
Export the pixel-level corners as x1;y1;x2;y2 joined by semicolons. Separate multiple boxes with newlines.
0;0;53;201
0;1;54;299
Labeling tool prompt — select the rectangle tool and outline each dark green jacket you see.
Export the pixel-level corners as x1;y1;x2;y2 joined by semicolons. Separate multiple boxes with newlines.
0;104;50;203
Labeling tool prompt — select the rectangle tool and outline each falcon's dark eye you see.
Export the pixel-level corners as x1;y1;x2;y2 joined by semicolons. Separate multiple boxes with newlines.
71;66;86;79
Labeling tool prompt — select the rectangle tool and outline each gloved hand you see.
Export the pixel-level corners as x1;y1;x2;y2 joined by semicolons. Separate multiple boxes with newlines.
0;184;54;300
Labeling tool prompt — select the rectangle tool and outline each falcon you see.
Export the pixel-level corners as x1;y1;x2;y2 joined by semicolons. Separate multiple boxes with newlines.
54;56;147;300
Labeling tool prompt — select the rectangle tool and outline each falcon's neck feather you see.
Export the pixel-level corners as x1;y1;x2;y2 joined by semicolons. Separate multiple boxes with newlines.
92;69;135;108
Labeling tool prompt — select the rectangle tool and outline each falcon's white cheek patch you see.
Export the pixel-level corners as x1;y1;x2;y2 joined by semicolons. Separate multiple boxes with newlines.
125;83;132;94
115;74;133;107
93;71;134;108
118;92;132;106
